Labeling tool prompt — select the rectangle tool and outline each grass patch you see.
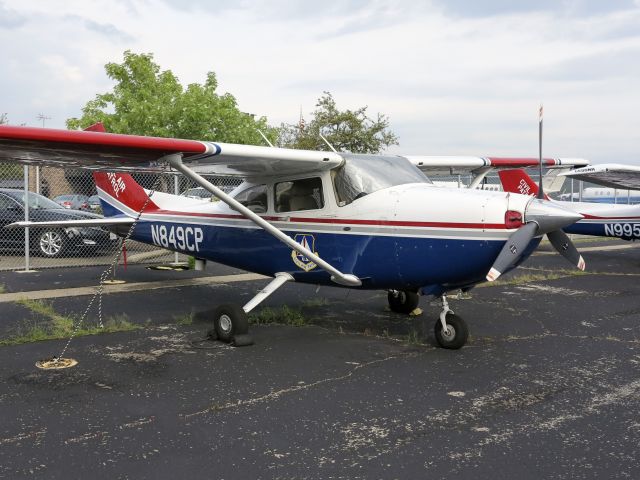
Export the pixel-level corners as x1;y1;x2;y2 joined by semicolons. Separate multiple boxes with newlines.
479;268;589;288
174;311;194;326
301;297;330;308
1;300;140;346
0;283;5;294
249;305;307;326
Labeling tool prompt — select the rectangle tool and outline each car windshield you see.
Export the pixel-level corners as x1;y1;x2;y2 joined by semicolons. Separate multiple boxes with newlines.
332;154;432;205
4;191;64;210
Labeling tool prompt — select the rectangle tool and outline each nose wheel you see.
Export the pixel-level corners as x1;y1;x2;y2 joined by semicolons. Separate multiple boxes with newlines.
433;295;468;349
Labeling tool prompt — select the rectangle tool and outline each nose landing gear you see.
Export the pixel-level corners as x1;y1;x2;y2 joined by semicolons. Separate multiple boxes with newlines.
434;295;468;349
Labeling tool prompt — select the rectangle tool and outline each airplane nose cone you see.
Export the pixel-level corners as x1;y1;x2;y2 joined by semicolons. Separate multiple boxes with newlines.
524;199;583;235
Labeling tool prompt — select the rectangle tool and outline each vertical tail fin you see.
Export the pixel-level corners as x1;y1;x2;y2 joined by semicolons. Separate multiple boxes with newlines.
83;123;160;217
498;169;549;200
93;172;159;217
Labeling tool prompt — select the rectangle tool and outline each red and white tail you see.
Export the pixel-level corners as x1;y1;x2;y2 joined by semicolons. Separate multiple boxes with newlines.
498;169;549;200
93;172;160;217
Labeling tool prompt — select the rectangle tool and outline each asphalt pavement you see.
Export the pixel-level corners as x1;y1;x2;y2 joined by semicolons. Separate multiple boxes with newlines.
0;239;639;479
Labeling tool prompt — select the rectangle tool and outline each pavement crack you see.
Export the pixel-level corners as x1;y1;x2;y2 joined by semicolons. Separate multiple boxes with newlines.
182;352;417;419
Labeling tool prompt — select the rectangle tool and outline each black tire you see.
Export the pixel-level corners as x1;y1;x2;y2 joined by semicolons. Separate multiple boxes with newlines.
36;229;67;258
434;313;468;350
213;304;249;343
388;290;420;314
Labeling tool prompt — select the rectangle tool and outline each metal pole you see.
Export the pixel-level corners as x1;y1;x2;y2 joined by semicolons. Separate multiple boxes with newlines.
571;178;574;203
23;165;31;272
35;166;40;194
579;181;583;202
614;188;617;204
174;175;180;264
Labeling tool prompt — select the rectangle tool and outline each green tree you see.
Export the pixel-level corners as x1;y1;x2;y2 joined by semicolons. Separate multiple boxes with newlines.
279;92;398;154
67;51;277;145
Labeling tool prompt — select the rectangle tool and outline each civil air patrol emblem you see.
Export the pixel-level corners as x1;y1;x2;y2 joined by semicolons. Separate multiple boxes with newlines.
292;234;318;272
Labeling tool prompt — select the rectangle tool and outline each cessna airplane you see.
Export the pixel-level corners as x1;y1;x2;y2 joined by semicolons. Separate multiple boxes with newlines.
0;124;589;349
500;169;640;240
560;164;640;191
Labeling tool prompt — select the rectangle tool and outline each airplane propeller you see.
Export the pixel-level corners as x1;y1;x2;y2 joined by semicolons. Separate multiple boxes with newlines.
486;104;586;282
486;199;585;282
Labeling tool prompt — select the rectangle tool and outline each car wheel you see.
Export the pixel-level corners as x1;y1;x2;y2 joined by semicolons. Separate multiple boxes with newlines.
37;229;66;258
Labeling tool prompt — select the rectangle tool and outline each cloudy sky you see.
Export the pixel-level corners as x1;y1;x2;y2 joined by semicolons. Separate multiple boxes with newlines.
1;0;639;163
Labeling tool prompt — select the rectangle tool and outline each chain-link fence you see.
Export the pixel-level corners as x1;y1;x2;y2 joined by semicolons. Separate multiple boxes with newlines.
0;164;241;271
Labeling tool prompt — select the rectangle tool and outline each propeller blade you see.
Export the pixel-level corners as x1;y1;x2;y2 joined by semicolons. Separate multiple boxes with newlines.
486;222;538;282
547;229;586;271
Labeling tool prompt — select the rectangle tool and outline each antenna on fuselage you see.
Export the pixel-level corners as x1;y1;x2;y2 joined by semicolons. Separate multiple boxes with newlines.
257;129;274;147
319;133;338;153
537;103;545;199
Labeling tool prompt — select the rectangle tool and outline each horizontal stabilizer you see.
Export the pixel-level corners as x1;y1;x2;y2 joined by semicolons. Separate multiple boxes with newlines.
6;217;134;229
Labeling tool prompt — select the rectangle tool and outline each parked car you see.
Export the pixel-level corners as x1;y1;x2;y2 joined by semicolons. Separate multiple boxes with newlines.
87;195;102;213
53;194;90;211
0;189;117;258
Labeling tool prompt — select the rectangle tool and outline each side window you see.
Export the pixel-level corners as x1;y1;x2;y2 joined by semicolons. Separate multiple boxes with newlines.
0;194;18;210
275;177;324;213
234;185;268;213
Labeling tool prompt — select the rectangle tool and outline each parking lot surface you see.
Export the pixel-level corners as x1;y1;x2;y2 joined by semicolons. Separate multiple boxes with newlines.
0;240;639;479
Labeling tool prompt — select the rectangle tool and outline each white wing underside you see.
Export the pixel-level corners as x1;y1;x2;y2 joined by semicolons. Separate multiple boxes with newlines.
559;164;640;190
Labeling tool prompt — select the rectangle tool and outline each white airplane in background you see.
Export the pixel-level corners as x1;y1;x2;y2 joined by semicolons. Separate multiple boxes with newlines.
500;169;640;241
0;123;588;349
560;164;640;191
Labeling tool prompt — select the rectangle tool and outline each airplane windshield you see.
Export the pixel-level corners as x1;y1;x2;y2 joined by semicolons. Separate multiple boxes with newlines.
332;155;431;206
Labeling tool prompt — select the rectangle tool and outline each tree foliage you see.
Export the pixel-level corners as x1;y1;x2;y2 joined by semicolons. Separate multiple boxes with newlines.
67;51;277;145
279;92;398;154
0;113;7;125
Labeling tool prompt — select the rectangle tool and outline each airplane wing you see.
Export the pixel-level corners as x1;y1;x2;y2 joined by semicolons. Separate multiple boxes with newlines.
405;156;590;176
558;164;640;190
0;125;343;177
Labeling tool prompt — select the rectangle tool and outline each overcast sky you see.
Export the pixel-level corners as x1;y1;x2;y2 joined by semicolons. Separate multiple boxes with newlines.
1;0;639;163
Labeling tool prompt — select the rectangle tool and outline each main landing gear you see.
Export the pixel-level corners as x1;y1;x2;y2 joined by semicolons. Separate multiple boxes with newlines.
387;291;469;349
211;272;294;347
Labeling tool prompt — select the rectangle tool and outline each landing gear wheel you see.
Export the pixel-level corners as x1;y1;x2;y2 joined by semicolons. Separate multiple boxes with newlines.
37;229;66;258
434;313;468;350
213;304;249;343
388;290;420;314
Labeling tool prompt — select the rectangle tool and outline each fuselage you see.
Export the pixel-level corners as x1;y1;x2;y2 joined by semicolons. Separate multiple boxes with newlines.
100;158;537;296
550;199;640;240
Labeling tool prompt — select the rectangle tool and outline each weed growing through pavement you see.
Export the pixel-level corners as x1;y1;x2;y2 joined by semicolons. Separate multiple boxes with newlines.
0;283;5;294
174;311;194;325
249;305;307;326
301;297;330;308
0;299;139;346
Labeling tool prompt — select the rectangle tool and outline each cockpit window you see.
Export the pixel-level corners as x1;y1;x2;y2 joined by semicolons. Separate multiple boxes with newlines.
234;184;268;213
332;155;431;206
275;177;324;213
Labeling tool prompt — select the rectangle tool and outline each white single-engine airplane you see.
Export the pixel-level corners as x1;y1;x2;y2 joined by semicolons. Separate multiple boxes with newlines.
0;124;589;349
500;169;640;241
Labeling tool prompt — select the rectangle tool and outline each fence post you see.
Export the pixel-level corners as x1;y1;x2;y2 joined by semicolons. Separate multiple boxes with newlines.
23;165;33;272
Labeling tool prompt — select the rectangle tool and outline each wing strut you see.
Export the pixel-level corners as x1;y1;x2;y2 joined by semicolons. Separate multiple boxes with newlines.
166;154;362;287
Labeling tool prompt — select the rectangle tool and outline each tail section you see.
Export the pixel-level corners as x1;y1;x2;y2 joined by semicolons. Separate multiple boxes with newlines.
93;172;159;216
499;169;549;200
83;124;160;217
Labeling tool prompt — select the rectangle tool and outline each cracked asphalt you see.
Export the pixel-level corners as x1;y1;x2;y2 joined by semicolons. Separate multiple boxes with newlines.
1;239;639;479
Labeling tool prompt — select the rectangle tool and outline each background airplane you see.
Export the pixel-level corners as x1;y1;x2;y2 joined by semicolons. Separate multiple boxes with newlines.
0;124;586;349
500;169;640;240
559;164;640;191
